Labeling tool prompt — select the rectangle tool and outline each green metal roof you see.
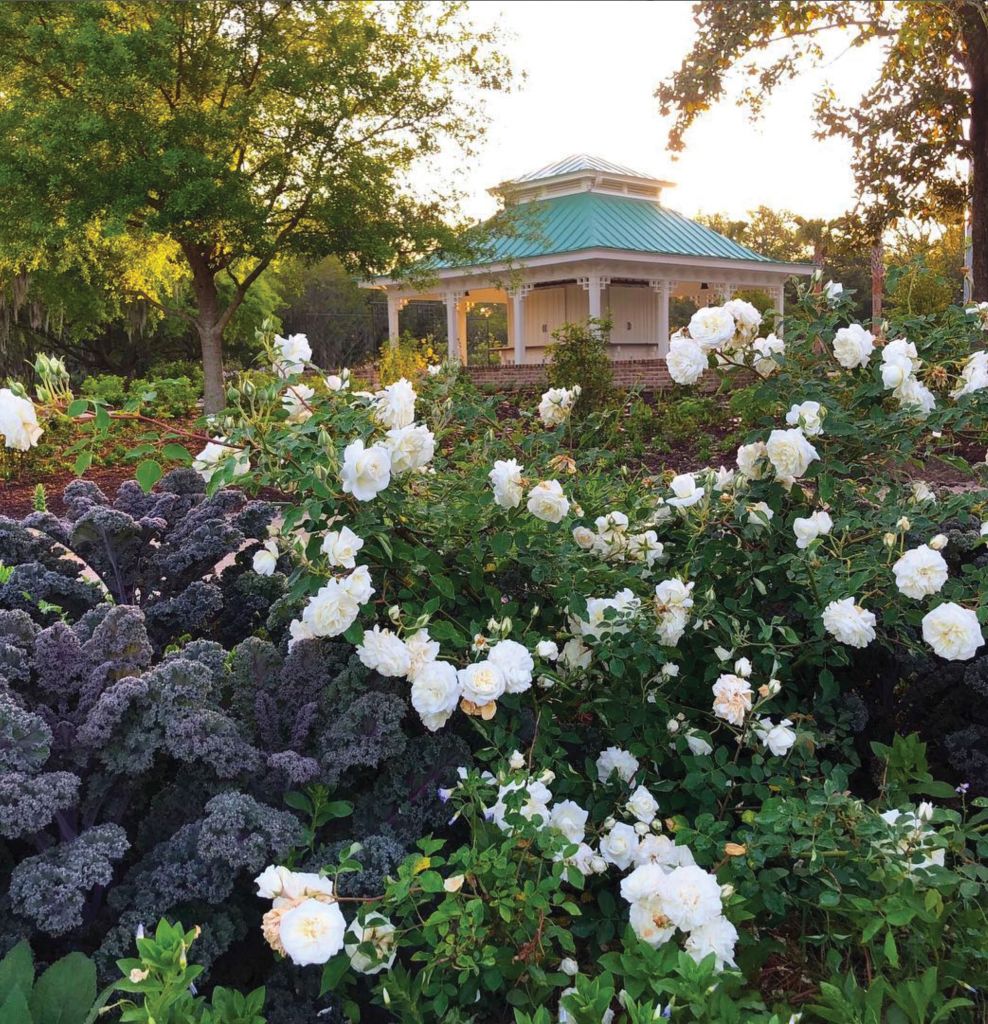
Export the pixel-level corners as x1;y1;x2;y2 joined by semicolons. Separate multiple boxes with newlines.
433;191;773;268
509;153;651;182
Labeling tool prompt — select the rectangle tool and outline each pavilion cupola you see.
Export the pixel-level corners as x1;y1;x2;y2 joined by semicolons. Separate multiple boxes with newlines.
491;153;676;207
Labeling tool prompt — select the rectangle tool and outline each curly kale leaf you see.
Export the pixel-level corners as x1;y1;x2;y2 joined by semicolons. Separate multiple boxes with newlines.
0;771;80;839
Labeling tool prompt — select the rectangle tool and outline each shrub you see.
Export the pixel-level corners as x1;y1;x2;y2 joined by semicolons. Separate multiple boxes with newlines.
130;375;200;418
81;373;128;407
546;316;614;412
378;332;438;384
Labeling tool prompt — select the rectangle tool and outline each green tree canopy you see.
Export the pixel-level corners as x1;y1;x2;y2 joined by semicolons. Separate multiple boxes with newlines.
0;1;511;410
656;1;988;300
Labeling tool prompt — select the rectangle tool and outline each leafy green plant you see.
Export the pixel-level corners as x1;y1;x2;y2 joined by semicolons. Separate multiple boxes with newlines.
81;373;129;407
0;941;110;1024
129;376;200;419
546;317;615;412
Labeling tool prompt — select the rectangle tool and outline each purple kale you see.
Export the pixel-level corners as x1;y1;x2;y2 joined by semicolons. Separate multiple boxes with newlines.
0;771;79;839
0;694;52;772
195;792;302;872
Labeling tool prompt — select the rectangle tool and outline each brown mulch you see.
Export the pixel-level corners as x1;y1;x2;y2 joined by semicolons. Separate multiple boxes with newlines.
0;465;142;518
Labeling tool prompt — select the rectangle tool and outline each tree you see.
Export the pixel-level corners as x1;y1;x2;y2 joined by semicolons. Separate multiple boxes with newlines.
656;2;988;300
0;2;510;411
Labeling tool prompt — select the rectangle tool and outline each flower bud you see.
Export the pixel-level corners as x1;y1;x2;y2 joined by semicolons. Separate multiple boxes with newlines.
388;605;402;624
603;816;616;830
560;958;579;976
724;842;747;857
590;855;607;874
929;533;948;550
720;883;735;899
896;516;911;531
634;821;650;836
666;719;680;734
883;532;897;548
508;750;525;770
443;874;465;893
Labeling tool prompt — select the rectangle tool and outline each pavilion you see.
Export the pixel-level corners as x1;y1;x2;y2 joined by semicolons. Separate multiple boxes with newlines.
368;155;813;364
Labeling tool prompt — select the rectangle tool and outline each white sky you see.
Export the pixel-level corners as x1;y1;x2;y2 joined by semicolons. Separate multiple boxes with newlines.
441;0;882;224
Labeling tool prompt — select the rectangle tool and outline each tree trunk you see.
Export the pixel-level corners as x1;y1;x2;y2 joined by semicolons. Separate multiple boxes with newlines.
870;239;885;333
960;4;988;301
183;244;226;415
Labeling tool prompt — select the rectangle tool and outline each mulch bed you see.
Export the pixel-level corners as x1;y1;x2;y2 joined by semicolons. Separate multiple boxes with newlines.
1;465;143;518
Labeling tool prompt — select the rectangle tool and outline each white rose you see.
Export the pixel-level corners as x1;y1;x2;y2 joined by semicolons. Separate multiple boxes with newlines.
341;564;374;604
686;731;713;756
736;441;768;480
823;280;843;302
385;423;435;475
344;913;396;975
754;717;797;756
0;389;43;451
527;480;570;523
299;580;361;639
596;746;639;784
654;578;694;613
785;400;825;436
458;659;507;706
633;835;696;871
627;530;663;567
561;637;592;671
600;822;639;869
711;673;753;726
833;324;874;369
371;377;417;429
572;525;596;550
751;333;785;376
489;779;551;830
711;465;735;491
657;865;723;931
357;626;411;677
488;639;534;694
684;916;738;971
894;377;936;418
272;333;311;376
278;898;346;966
626;785;659;824
341;439;392;501
549;800;589;844
252;538;279;576
628;902;677;948
723;298;762;333
667;472;705;508
536;639;559;661
921;602;984;661
193;440;250;484
560;957;579;977
793;509;832;549
666;335;709;385
747;501;774;529
404;629;440;680
325;369;350;392
822;597;877;648
410;660;461;730
733;657;752;678
893;545;949;600
951;351;988;398
538;386;579;428
766;428;819;482
489;459;524;509
281;383;315;424
688;306;736;351
321;526;364;569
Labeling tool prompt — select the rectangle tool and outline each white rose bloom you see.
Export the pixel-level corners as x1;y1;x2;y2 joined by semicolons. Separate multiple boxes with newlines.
488;639;535;694
560;957;579;977
252;538;279;576
723;298;762;334
489;779;552;830
278;898;346;966
627;785;659;824
527;480;570;523
686;731;713;756
620;862;667;907
385;423;435;475
654;579;694;614
193;440;250;485
833;324;875;369
458;659;507;706
634;834;696;870
981;521;988;536
536;639;559;660
341;564;374;604
666;335;710;384
711;465;736;491
300;580;362;639
711;673;753;726
344;913;397;975
736;441;769;480
793;509;833;549
751;333;785;376
754;717;797;756
628;902;677;948
893;545;949;600
572;525;596;550
667;472;705;508
321;526;364;569
565;842;598;875
596;746;640;784
656;606;689;647
538;386;580;428
685;916;739;971
0;389;43;451
894;377;936;418
911;480;936;503
747;501;774;529
561;637;592;671
929;533;948;551
822;597;877;648
281;384;315;424
655;865;724;932
410;660;461;731
341;439;392;501
688;306;736;351
733;657;752;678
951;351;988;398
785;400;826;436
325;369;350;392
921;602;984;661
357;626;411;678
661;663;680;678
370;377;417;429
578;589;641;639
404;629;440;680
880;338;918;391
627;530;663;567
766;428;819;481
823;280;843;302
272;333;311;376
880;807;946;871
489;458;524;510
600;822;640;869
550;800;589;844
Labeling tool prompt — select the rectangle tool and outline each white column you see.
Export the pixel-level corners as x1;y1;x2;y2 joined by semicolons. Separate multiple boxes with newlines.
580;274;609;320
386;293;401;348
650;279;672;356
773;283;785;336
444;291;464;364
509;286;531;364
719;283;735;302
457;301;469;364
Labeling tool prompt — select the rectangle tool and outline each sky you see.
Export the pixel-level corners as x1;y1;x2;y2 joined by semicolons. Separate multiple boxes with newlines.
440;0;883;224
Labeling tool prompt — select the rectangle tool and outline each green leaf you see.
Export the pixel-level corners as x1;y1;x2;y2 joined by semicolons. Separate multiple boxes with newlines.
73;451;93;476
0;987;32;1024
66;399;88;418
0;941;33;1004
31;953;96;1024
319;953;350;995
161;443;193;464
135;460;163;493
883;928;899;968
